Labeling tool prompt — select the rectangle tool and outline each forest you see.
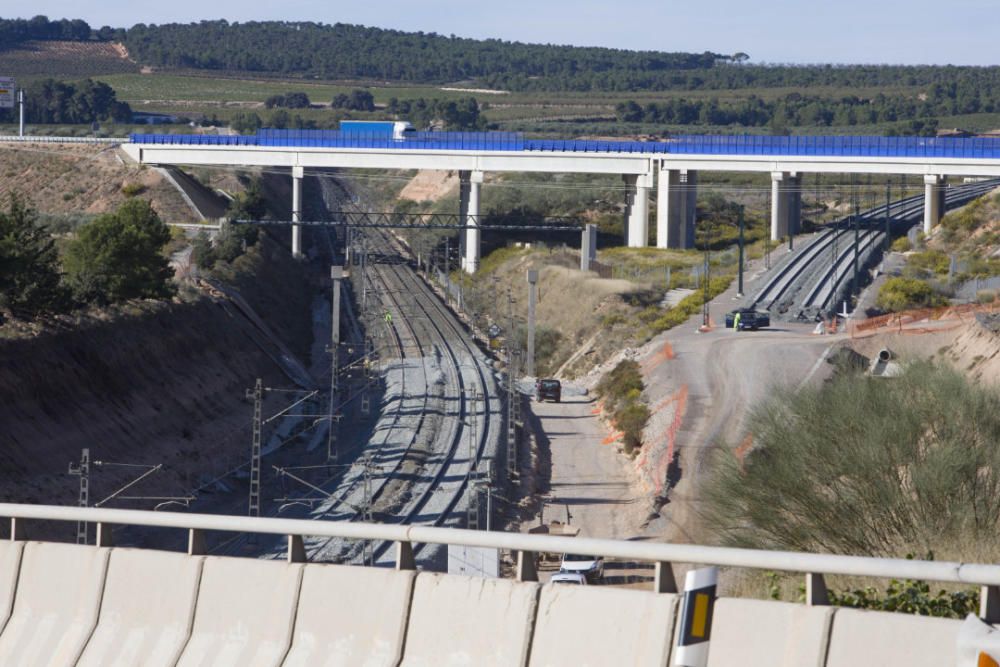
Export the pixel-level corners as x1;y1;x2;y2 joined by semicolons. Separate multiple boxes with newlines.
614;82;995;134
0;78;131;124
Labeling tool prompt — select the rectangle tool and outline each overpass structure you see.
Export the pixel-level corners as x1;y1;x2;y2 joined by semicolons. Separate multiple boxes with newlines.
122;132;1000;272
0;503;996;666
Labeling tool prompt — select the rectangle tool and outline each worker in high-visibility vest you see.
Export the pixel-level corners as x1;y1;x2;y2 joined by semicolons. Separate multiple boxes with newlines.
384;311;392;324
732;312;741;332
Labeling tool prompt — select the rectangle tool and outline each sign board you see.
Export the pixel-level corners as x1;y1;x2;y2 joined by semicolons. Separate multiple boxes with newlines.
0;77;15;109
447;544;500;578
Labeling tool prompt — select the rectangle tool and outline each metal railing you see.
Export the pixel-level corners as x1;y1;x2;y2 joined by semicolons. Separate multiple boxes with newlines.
129;131;1000;160
0;135;126;144
2;503;998;618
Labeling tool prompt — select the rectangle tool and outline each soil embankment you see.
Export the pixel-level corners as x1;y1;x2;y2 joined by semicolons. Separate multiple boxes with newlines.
0;236;315;521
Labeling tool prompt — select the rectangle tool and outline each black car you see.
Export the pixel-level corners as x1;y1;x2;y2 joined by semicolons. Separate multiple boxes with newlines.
724;309;771;330
535;379;562;402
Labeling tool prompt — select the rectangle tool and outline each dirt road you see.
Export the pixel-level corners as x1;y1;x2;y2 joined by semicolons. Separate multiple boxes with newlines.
528;394;645;540
524;239;840;550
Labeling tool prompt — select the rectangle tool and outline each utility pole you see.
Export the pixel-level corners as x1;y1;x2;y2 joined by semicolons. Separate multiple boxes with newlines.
737;205;745;297
702;222;711;328
526;270;538;378
67;448;90;544
852;197;860;299
506;348;519;479
884;180;891;252
18;89;24;137
246;378;263;518
327;267;344;463
466;390;481;530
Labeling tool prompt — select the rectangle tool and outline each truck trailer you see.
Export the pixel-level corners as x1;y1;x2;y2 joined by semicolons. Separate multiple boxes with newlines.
339;120;415;140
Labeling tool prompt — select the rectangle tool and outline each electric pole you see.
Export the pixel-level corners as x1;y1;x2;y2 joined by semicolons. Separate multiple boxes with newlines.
67;448;90;544
737;205;745;297
884;180;891;252
328;266;344;463
526;270;538;378
246;378;263;518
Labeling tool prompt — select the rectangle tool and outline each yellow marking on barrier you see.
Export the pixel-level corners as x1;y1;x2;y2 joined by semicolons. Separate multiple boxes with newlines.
691;592;710;638
979;652;999;667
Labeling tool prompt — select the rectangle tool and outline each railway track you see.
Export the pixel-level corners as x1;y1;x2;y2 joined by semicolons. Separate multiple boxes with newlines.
296;226;498;565
749;180;1000;318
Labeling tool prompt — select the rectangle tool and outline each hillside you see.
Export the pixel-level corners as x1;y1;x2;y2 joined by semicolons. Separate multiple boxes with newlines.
0;40;137;78
0;144;194;224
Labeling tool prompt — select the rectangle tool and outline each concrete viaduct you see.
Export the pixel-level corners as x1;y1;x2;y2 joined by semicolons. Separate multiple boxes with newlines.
123;133;1000;272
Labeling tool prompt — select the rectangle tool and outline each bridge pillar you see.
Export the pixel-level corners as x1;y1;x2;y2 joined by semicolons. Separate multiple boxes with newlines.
924;175;942;234
788;174;802;236
657;167;697;249
462;170;484;274
291;166;304;258
770;171;799;241
623;172;652;247
458;170;470;271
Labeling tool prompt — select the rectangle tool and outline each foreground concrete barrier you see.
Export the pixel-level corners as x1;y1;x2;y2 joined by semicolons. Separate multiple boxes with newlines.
0;541;22;635
401;573;539;666
283;564;415;667
77;548;203;667
176;557;303;667
825;607;962;667
529;585;679;667
706;598;834;667
0;542;108;666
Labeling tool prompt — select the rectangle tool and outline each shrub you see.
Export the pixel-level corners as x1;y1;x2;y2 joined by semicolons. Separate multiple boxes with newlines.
876;277;944;312
907;250;950;276
595;359;649;453
121;182;146;197
701;362;1000;561
891;236;912;252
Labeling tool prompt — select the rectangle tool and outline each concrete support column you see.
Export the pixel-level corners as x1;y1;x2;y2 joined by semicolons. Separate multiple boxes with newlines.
458;170;471;271
788;173;802;236
657;167;698;249
291;166;304;258
770;171;790;241
462;170;484;274
580;224;597;272
622;172;652;248
924;175;942;234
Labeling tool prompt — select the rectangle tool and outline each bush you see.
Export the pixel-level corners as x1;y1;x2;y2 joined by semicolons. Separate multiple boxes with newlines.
890;236;912;252
876;277;944;312
121;182;146;197
649;275;732;334
829;576;978;619
907;250;950;276
701;362;1000;561
595;360;649;453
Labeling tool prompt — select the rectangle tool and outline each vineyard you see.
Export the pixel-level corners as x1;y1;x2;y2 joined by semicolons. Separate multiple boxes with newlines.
0;41;138;79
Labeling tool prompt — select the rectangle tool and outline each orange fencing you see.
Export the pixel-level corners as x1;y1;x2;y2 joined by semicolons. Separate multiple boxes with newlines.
848;300;1000;338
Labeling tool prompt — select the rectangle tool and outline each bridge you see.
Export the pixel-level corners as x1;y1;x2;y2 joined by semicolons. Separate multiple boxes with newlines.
0;503;993;666
122;131;1000;271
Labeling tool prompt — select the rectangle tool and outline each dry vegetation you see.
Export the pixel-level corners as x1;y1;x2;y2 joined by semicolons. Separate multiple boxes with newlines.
0;144;193;224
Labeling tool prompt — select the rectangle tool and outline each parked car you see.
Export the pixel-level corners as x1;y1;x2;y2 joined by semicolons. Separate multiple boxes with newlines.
535;378;562;402
550;572;588;585
724;308;771;331
559;553;604;582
